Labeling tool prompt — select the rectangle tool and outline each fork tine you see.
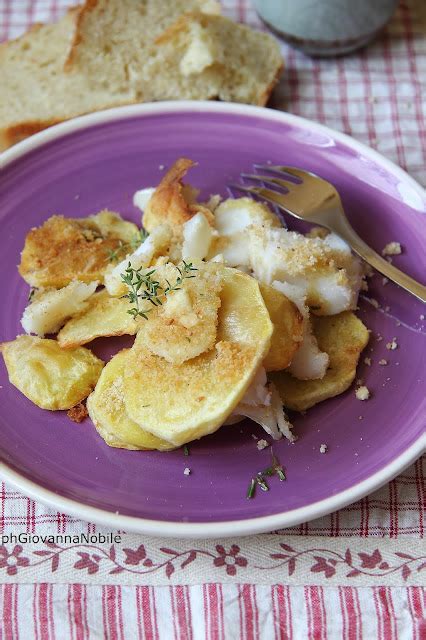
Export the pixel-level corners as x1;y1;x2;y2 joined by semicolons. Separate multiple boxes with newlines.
240;173;295;190
253;164;304;183
230;184;301;219
228;183;261;195
277;167;310;181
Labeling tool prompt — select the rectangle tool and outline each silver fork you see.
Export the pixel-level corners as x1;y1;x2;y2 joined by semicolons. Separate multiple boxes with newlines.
230;166;426;303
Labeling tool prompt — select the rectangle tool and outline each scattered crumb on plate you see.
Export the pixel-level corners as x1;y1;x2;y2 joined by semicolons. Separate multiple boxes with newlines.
319;443;328;454
257;439;269;451
356;386;370;401
364;357;371;366
67;402;88;423
183;467;191;476
379;359;388;366
382;242;402;256
386;339;398;350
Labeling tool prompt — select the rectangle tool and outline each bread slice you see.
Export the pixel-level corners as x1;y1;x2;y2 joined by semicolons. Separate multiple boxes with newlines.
143;12;283;105
0;0;283;150
65;0;221;95
0;8;125;150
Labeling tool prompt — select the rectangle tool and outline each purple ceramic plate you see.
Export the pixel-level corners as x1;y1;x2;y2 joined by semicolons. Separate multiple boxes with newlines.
0;103;425;537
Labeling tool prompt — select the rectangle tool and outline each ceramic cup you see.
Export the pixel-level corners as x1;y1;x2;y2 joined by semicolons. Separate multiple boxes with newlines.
253;0;399;56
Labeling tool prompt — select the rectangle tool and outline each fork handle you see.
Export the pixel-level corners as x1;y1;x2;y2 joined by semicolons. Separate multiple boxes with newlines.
333;216;426;303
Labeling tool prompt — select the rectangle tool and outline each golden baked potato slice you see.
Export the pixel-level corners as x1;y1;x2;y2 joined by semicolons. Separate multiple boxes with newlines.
142;158;214;233
123;267;273;447
58;289;140;348
135;262;222;364
19;210;138;288
87;350;174;451
260;283;304;372
270;312;369;411
1;335;103;410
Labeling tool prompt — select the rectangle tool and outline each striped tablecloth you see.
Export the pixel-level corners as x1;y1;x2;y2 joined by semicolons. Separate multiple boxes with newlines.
0;1;425;637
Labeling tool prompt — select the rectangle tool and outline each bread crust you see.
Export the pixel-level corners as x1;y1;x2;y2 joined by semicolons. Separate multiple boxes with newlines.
64;0;99;71
257;62;284;106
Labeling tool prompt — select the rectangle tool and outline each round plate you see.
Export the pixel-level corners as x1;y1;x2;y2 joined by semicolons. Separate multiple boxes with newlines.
0;102;425;537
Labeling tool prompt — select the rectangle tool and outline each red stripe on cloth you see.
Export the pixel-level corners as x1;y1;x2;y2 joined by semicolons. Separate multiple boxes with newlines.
415;458;424;537
359;54;378;148
360;496;370;537
336;59;351;136
389;479;399;538
203;584;222;640
0;482;5;532
135;586;143;640
137;586;158;640
169;586;179;640
312;61;326;124
271;585;292;640
400;2;426;166
170;586;192;640
381;32;407;171
13;583;19;640
116;586;125;640
103;586;123;640
218;584;225;639
305;586;327;640
34;584;50;640
184;586;193;640
151;586;160;640
239;585;259;640
33;585;39;640
408;587;426;640
48;584;56;640
285;49;301;117
2;585;14;640
71;584;87;640
373;587;398;640
338;587;362;640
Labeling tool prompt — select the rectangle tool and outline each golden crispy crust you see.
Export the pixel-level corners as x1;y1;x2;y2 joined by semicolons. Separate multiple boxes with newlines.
18;213;136;288
143;157;215;233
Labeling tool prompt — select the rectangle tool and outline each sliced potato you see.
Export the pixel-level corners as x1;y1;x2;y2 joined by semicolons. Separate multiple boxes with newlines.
142;158;214;233
19;210;138;288
270;312;369;411
135;262;222;364
260;283;304;372
87;350;174;451
58;289;139;348
1;335;103;410
123;268;273;446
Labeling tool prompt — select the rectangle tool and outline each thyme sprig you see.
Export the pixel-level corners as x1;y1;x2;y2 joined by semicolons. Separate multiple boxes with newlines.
246;449;286;499
106;228;149;263
120;260;197;320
